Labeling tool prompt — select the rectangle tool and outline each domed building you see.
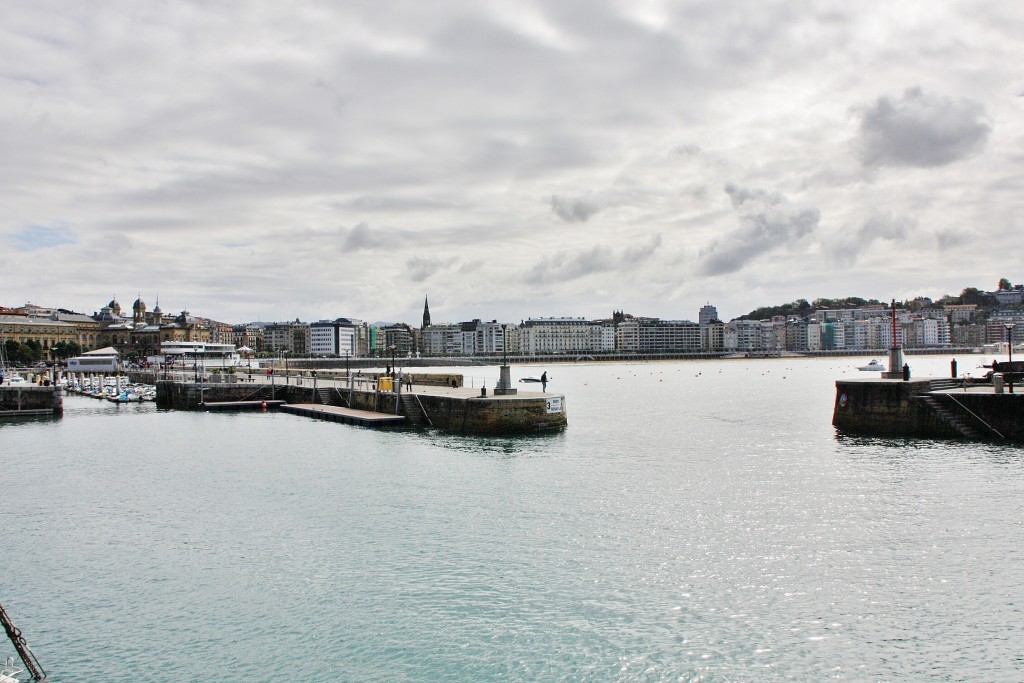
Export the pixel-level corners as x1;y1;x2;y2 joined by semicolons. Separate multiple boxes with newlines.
132;296;147;327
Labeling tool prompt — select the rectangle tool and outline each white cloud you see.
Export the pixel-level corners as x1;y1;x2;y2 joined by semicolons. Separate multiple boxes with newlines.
1;1;1021;324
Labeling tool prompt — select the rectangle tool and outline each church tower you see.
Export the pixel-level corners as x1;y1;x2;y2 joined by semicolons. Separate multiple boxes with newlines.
151;296;163;325
422;295;431;329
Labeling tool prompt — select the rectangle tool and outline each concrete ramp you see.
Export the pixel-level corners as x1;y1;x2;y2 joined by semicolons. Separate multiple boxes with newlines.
280;403;406;428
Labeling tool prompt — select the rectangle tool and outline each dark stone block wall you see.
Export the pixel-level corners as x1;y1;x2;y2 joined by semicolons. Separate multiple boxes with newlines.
1;386;62;414
950;393;1024;441
833;379;934;437
833;378;1024;442
157;381;567;435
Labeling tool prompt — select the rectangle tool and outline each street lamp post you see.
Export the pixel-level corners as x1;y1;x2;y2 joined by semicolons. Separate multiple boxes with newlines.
389;345;396;377
1005;323;1016;393
495;323;516;395
345;351;353;403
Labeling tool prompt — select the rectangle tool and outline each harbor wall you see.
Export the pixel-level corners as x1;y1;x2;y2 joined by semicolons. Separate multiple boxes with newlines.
156;380;293;409
0;385;63;416
943;393;1024;441
833;378;1024;441
156;381;567;435
832;379;935;438
350;391;567;435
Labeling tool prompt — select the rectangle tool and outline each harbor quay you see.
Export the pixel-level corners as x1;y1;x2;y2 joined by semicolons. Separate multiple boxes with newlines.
0;384;62;417
833;373;1024;442
156;371;568;436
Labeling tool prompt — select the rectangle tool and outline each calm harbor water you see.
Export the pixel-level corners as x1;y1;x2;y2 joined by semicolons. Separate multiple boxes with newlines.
2;356;1023;681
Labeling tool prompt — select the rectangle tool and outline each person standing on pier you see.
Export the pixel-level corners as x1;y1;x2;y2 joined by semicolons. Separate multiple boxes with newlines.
541;371;547;392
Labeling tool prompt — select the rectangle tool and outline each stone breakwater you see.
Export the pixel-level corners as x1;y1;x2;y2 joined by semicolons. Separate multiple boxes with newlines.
833;376;1024;442
0;384;63;417
156;378;567;436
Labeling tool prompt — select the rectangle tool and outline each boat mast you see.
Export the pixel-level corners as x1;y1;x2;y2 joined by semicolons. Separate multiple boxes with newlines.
0;602;46;681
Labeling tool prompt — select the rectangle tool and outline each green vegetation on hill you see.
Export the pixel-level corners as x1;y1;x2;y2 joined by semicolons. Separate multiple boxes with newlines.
739;297;883;321
737;280;1022;321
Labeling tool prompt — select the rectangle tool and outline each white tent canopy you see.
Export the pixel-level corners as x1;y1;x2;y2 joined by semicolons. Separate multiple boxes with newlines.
83;346;120;356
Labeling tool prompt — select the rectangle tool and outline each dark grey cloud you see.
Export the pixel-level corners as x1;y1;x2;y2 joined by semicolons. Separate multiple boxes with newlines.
342;222;388;251
673;143;706;159
699;183;820;276
860;211;912;241
724;183;784;209
935;227;973;251
407;255;457;282
623;234;663;263
855;87;991;168
527;234;661;283
550;194;602;223
528;245;615;283
824;211;915;264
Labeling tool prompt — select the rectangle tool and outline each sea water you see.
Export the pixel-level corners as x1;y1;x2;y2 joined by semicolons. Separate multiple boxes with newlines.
2;356;1023;681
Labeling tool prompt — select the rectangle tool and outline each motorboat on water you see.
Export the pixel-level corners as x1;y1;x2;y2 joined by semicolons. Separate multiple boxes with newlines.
109;389;142;403
1;657;22;683
857;359;886;371
519;377;542;383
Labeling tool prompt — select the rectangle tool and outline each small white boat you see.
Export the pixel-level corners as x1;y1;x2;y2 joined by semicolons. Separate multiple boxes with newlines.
857;359;886;371
519;377;542;383
1;657;22;683
1;375;29;386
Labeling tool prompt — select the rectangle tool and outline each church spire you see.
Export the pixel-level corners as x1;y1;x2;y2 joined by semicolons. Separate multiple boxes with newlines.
422;295;431;329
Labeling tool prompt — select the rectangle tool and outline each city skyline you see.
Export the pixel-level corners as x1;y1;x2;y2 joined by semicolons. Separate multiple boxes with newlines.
4;2;1023;324
8;279;1020;332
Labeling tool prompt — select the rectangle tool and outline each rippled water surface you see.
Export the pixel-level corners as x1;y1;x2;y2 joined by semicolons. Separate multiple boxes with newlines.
3;357;1023;681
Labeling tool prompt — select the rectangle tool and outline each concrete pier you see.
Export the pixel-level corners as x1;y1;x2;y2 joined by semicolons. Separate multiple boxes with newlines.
833;376;1023;442
0;384;63;418
280;403;407;428
157;374;567;435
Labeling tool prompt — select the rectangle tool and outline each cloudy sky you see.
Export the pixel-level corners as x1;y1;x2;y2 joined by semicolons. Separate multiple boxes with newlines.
3;1;1023;325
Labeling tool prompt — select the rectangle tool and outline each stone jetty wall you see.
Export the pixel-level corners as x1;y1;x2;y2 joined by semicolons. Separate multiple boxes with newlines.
0;385;63;415
345;390;567;435
412;393;566;435
157;381;566;435
832;379;937;438
833;378;1024;442
942;393;1024;441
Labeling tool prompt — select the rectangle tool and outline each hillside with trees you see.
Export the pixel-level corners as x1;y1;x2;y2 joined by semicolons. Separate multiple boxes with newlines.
737;279;1021;321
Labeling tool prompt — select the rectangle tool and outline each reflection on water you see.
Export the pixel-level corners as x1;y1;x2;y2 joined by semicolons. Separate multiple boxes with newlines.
425;429;566;457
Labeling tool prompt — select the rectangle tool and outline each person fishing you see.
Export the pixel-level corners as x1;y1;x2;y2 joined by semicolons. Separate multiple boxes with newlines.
541;371;547;392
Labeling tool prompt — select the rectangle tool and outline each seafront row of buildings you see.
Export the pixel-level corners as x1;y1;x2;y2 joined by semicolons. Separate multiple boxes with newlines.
3;292;1024;363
